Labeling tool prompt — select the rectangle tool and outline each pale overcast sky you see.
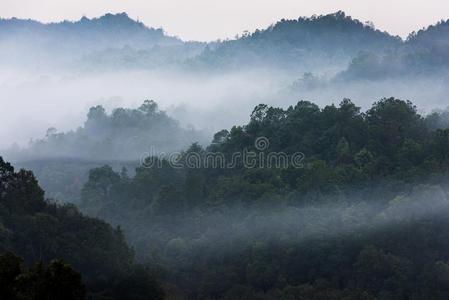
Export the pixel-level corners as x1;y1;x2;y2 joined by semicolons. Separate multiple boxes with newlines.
1;0;448;41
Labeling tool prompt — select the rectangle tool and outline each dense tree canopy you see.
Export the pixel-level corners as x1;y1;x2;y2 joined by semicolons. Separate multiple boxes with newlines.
0;252;86;300
0;157;164;299
79;97;449;299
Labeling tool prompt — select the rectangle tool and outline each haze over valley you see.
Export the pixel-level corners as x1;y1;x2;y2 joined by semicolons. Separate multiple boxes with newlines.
2;11;449;151
3;5;449;299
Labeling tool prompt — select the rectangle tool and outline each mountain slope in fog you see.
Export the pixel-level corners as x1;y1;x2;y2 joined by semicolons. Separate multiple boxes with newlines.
337;19;449;80
8;100;205;161
5;100;205;204
0;12;202;70
3;10;449;75
0;12;177;47
193;11;401;72
0;11;408;73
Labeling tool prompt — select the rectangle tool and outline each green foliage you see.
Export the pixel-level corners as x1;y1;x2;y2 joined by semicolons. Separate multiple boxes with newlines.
78;98;449;298
0;252;86;300
0;252;22;299
0;158;164;299
113;265;165;300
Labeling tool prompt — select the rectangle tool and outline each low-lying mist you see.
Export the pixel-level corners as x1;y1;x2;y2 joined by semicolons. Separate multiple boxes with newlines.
4;10;449;300
85;176;449;298
92;181;449;255
2;67;449;154
0;68;288;151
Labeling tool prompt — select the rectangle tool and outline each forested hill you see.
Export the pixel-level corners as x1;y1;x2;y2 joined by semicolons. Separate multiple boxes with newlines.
10;100;204;161
3;11;449;73
0;157;164;299
407;19;449;48
404;19;449;69
4;100;204;203
0;12;180;50
78;97;449;299
0;13;193;69
337;18;449;80
195;11;449;74
194;11;401;70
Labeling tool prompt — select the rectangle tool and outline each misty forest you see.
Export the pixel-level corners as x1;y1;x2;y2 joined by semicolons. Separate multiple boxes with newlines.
3;9;449;300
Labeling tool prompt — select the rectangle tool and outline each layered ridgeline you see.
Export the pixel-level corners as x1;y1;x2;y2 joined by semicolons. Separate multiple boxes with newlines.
3;11;449;75
80;97;449;299
289;16;449;97
0;12;204;70
338;19;449;80
194;11;400;72
0;11;400;72
6;100;204;203
0;157;164;299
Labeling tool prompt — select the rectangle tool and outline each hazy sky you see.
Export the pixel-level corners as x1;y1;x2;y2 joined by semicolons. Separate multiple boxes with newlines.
1;0;449;41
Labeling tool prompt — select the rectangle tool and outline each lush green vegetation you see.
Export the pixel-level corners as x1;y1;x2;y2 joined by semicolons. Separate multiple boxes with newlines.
82;97;449;211
0;157;164;299
78;97;449;299
0;252;86;300
4;9;449;300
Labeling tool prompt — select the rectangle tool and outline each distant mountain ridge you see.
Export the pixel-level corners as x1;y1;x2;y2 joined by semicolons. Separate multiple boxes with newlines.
194;11;402;70
0;12;184;69
336;18;449;80
0;12;180;47
1;11;449;73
